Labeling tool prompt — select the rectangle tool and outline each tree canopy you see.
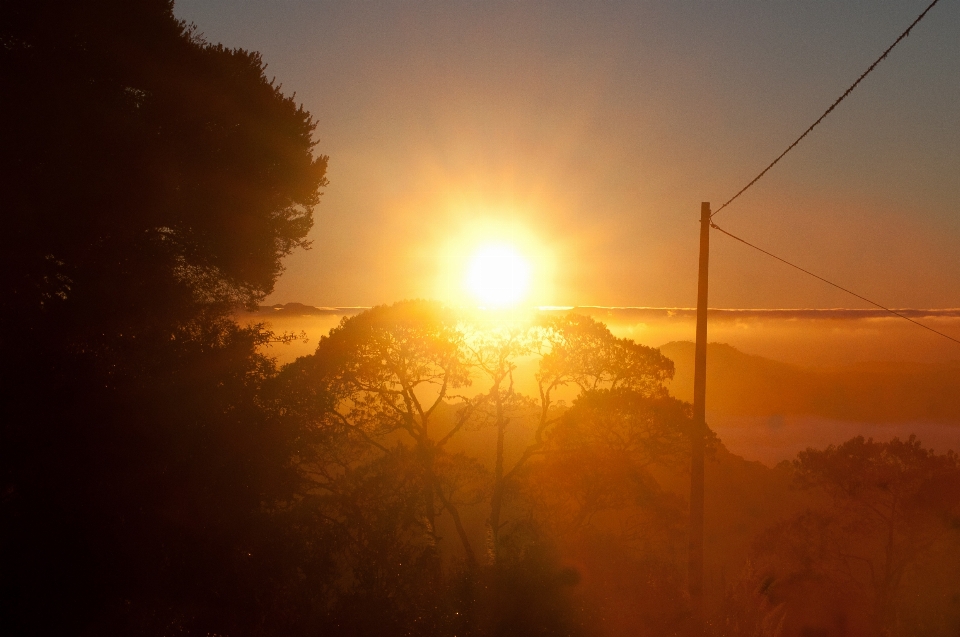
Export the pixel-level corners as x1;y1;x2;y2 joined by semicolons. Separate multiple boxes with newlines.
1;3;328;634
4;4;959;637
1;0;327;333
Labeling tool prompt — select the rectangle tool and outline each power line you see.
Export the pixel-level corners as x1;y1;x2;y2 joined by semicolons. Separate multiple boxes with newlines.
711;222;960;347
711;0;943;220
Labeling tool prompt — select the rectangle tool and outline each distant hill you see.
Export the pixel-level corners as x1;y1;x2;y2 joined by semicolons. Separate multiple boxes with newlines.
660;341;960;423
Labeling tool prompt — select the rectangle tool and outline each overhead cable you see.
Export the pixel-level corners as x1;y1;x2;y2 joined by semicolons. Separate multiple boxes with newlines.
710;0;943;220
711;222;960;347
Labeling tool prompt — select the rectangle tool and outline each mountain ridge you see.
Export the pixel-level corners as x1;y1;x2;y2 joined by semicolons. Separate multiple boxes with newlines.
660;340;960;423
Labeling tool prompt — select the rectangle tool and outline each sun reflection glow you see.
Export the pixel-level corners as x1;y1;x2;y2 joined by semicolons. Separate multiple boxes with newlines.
465;243;531;307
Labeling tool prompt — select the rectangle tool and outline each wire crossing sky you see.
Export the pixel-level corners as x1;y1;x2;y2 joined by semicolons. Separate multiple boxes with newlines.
704;0;960;347
711;222;960;347
710;0;944;220
176;1;960;309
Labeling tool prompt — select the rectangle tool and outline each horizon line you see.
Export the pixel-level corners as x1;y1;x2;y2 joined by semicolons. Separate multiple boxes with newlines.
248;303;960;319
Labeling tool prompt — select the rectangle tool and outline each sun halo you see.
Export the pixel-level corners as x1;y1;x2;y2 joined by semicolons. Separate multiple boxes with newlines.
465;243;531;308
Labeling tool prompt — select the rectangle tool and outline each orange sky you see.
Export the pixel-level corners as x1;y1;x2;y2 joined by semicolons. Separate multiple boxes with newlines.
177;0;960;310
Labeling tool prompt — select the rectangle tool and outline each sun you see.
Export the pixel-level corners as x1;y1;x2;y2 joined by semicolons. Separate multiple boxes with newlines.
465;243;531;307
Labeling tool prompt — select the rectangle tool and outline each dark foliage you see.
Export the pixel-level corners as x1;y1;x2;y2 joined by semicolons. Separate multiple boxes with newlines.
1;0;326;324
3;3;959;637
1;1;326;634
715;437;960;637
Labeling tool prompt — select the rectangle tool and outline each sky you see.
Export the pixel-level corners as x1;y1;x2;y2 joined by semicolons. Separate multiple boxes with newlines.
175;0;960;310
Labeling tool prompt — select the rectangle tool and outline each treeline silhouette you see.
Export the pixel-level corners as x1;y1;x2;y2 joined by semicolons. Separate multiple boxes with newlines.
2;3;959;637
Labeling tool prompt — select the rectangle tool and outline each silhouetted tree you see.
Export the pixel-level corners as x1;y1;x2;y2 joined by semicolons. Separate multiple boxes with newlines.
1;0;326;327
794;436;960;635
483;313;676;560
460;315;537;563
277;301;485;570
729;436;960;637
276;306;684;634
530;389;690;532
0;2;327;634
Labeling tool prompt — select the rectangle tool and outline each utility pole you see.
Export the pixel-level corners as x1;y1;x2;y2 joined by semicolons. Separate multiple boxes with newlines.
689;202;710;633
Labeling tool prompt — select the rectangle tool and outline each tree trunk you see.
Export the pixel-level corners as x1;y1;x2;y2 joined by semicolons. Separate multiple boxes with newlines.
488;380;507;565
419;439;442;582
437;484;478;568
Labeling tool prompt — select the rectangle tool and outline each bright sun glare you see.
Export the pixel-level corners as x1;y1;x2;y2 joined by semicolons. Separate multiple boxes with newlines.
465;243;531;307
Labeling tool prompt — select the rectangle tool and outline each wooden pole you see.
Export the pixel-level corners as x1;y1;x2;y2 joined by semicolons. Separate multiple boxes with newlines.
689;202;710;632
